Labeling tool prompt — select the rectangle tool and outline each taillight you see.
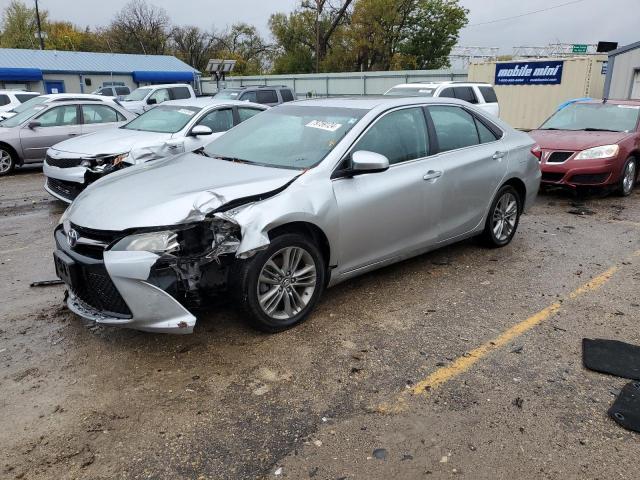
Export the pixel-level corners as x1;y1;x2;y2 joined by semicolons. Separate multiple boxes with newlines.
531;145;542;160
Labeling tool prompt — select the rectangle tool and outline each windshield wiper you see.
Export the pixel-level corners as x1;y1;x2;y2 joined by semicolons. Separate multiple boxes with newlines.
582;127;619;132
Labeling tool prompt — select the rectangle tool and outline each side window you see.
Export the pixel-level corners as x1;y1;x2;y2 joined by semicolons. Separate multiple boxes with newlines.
240;91;257;103
256;90;278;104
352;107;428;165
37;105;78;127
237;107;263;122
197;108;234;133
439;88;456;98
171;87;191;100
149;88;170;104
428;105;479;152
476;118;498;143
0;94;10;106
454;87;477;104
16;94;38;103
81;104;121;124
280;89;295;102
479;86;498;103
115;87;130;96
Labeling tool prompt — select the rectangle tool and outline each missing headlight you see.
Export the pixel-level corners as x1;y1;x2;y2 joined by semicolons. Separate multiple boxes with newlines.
207;218;241;261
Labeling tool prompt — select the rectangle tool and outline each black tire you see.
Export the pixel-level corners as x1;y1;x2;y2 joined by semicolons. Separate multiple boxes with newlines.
0;145;16;176
232;233;326;333
480;185;522;248
617;157;636;197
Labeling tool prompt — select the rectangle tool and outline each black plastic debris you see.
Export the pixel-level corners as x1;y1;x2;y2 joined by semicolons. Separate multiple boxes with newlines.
608;382;640;433
30;279;64;287
583;338;640;380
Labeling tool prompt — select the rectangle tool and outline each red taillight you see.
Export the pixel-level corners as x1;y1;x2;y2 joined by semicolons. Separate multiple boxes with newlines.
531;145;542;160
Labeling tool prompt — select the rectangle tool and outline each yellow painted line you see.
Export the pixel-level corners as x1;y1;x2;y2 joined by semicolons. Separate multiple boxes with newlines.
378;261;628;414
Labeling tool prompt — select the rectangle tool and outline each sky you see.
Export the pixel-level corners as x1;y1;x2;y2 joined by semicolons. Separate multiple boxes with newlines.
36;0;639;53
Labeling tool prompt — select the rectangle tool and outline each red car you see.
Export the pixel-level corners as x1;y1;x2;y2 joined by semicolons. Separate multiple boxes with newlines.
529;99;640;196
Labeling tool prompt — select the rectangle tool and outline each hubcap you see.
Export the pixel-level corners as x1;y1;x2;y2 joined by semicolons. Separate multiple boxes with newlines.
0;149;12;174
257;246;317;320
623;160;636;194
492;192;518;242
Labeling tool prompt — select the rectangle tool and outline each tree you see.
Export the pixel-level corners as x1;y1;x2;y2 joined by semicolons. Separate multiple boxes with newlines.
211;23;272;75
107;0;171;54
0;0;43;49
400;0;468;69
171;26;213;72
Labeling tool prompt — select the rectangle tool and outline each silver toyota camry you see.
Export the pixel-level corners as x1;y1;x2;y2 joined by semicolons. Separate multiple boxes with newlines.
53;97;540;334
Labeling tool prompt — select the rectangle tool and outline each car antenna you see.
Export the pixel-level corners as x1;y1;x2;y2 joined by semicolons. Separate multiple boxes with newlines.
603;97;608;104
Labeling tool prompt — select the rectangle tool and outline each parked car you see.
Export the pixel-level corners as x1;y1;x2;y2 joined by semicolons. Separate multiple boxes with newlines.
529;99;640;196
0;90;40;114
53;97;539;334
44;98;267;202
0;93;124;120
215;85;296;106
93;85;131;100
384;82;500;117
121;84;196;115
0;100;136;176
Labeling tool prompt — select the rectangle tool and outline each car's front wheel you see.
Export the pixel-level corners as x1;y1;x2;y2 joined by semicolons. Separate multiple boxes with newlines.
480;185;522;248
618;157;636;197
234;233;326;333
0;146;15;176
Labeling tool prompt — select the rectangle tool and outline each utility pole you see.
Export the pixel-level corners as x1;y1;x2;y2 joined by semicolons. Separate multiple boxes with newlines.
35;0;45;50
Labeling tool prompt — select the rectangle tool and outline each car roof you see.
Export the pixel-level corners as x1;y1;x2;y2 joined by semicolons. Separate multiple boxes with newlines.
135;83;191;89
42;93;106;100
0;90;38;95
391;82;493;89
579;99;640;106
162;98;268;109
289;96;474;110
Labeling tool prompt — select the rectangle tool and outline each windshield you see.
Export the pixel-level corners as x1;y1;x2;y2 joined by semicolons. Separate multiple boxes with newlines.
204;105;367;169
123;88;151;101
385;87;435;97
122;105;201;133
11;95;47;113
214;89;243;100
540;103;640;132
0;104;46;127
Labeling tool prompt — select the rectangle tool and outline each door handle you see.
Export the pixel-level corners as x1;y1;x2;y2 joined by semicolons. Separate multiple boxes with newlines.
492;151;506;160
423;170;443;181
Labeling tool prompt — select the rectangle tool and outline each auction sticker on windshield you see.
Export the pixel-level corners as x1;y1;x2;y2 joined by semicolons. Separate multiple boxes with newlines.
178;109;196;116
306;120;343;132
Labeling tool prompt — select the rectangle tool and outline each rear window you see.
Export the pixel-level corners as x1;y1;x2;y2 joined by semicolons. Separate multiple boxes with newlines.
280;89;295;102
171;86;191;100
256;90;278;104
15;93;39;103
0;94;9;106
479;86;498;103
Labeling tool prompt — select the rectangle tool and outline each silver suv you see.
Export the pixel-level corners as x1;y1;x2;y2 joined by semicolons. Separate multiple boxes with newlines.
215;85;296;106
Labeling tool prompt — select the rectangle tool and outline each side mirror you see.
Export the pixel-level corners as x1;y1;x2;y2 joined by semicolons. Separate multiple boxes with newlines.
351;150;389;174
28;121;41;129
147;98;157;105
191;125;213;137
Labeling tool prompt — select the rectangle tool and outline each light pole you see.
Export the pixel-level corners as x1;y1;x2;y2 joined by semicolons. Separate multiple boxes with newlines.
34;0;45;50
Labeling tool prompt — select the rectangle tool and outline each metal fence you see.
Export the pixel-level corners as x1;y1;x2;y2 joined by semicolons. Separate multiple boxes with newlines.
201;69;467;97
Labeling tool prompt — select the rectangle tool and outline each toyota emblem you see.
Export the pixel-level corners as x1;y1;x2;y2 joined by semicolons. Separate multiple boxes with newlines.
67;228;79;248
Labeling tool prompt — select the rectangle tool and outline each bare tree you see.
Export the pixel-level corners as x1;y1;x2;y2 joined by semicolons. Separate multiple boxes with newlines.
108;0;170;54
171;26;213;71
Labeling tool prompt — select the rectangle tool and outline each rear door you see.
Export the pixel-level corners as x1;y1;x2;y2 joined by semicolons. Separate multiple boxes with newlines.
423;105;506;241
20;105;82;162
80;104;128;135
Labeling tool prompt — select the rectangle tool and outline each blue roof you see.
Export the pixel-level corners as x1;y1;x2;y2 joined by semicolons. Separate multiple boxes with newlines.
0;48;198;75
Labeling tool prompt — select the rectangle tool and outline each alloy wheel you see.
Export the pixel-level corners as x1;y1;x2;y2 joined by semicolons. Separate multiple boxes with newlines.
257;246;317;320
623;159;636;195
0;149;12;174
491;191;518;242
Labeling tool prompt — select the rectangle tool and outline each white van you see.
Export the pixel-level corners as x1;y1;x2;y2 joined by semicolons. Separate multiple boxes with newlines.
385;82;500;117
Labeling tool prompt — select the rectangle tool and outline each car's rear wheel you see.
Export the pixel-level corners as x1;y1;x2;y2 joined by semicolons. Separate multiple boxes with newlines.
233;233;325;333
618;157;636;197
480;185;522;248
0;146;15;176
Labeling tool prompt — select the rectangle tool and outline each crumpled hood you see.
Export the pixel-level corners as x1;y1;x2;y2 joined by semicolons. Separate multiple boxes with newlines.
529;129;631;151
66;152;302;231
51;129;171;156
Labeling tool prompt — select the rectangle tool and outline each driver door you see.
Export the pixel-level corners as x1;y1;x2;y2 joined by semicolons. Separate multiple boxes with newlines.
20;105;82;162
332;107;436;274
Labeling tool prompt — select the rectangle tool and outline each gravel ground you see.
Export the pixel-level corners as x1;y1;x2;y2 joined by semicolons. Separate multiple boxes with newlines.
1;169;639;479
